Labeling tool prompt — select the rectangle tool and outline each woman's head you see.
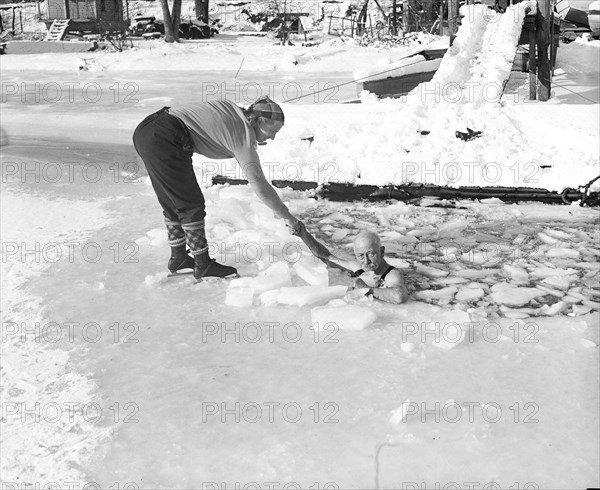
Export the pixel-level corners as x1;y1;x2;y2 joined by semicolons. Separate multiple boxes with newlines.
245;96;285;145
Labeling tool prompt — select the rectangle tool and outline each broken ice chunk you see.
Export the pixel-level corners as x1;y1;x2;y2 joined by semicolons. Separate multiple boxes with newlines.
414;286;458;301
535;284;565;298
566;290;586;301
545;248;580;259
456;287;485;302
311;304;377;331
228;276;254;289
259;289;280;306
455;269;501;279
433;277;468;286
490;283;545;306
293;254;329;286
331;229;348;241
582;300;600;310
277;285;348;306
541;275;576;290
537;232;559;245
251;262;292;294
570;304;592;316
544;229;572;240
530;266;578;279
503;264;529;282
539;301;568;316
502;310;530;319
416;264;449;278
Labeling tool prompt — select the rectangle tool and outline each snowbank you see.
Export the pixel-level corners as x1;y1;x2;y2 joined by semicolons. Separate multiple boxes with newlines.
1;192;115;481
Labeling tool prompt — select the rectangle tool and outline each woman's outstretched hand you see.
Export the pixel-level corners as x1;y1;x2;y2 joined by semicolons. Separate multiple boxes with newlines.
284;217;304;236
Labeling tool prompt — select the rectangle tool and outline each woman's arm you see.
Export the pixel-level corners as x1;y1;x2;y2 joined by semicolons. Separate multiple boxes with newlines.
242;159;296;222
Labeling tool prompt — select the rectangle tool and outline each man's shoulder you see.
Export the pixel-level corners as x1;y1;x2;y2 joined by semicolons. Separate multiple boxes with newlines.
381;267;403;287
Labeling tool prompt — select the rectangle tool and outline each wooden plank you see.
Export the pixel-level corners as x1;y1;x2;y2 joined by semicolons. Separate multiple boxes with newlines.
210;176;599;206
528;17;536;100
536;0;552;101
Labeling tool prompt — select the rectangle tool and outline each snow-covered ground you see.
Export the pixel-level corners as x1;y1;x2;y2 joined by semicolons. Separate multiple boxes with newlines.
1;3;599;488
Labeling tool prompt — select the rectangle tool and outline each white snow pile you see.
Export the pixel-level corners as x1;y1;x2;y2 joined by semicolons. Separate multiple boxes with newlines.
429;3;531;102
0;192;114;482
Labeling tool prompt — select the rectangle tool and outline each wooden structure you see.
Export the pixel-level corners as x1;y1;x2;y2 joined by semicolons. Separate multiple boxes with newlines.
43;0;128;35
212;175;600;206
510;0;556;100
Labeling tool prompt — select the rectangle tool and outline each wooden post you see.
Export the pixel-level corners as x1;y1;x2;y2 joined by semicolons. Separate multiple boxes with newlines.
551;14;560;72
528;17;536;100
536;0;551;100
392;0;397;35
11;7;15;32
448;0;458;45
281;0;287;44
328;14;332;35
194;0;209;22
402;0;411;32
439;0;444;35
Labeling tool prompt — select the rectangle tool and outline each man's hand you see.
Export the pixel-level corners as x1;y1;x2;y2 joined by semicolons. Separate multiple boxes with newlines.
285;217;304;236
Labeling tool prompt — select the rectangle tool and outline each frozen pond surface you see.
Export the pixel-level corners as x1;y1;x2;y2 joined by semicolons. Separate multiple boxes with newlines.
3;158;599;488
0;69;358;114
1;63;599;489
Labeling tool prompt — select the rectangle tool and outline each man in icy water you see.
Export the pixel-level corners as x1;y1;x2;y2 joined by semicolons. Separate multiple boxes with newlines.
133;96;303;280
306;229;408;304
350;231;408;304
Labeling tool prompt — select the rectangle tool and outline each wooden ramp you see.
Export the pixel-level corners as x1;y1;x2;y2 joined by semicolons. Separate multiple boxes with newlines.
45;19;71;41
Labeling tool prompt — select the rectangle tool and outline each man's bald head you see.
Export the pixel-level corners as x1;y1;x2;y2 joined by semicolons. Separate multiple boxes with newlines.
353;231;381;250
353;231;385;272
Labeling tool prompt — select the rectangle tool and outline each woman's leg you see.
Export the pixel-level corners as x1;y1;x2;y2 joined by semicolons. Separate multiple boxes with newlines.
132;108;236;279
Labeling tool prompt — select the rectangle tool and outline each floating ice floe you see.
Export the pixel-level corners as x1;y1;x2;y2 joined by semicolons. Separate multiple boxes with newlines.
416;264;449;278
277;285;348;307
311;304;377;331
292;253;329;286
456;287;485;302
490;283;546;306
250;262;293;294
414;286;458;302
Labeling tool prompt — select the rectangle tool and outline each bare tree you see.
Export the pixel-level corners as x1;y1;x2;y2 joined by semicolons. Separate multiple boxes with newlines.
195;0;209;22
159;0;182;42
